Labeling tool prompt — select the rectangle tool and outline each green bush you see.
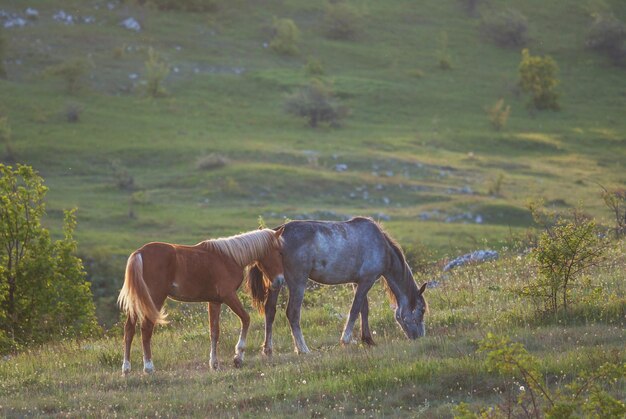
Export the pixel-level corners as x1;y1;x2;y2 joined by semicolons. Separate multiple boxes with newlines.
147;0;219;12
305;57;325;76
486;98;510;130
0;116;15;161
284;79;347;128
456;333;626;418
45;59;88;94
586;13;626;65
0;28;6;78
480;8;529;48
270;17;300;56
518;48;560;110
323;2;363;40
523;207;606;313
0;165;99;351
144;47;170;97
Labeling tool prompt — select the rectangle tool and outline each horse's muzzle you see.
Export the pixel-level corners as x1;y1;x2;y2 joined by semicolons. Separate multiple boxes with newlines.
270;275;285;290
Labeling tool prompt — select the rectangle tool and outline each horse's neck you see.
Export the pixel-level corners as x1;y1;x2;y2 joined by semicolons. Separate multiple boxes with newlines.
386;261;415;308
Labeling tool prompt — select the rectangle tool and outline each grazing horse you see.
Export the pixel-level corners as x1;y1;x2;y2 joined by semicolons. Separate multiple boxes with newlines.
247;217;427;355
117;227;284;374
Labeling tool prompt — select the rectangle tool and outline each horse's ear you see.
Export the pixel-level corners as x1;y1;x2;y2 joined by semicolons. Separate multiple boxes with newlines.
274;225;285;238
418;282;427;295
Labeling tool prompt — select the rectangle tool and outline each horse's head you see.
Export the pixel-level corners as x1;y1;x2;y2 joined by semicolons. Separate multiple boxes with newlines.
256;226;285;289
394;282;427;339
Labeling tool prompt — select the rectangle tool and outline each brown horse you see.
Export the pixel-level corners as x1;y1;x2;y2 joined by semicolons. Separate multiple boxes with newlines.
118;227;284;374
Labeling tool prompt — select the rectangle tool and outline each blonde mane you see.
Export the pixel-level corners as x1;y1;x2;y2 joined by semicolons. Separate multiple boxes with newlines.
203;229;279;267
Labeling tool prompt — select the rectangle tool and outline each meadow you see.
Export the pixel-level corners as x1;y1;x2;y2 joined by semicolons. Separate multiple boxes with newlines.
0;0;624;416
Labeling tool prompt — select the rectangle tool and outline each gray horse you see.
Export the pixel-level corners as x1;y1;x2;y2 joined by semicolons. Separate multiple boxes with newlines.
248;217;427;355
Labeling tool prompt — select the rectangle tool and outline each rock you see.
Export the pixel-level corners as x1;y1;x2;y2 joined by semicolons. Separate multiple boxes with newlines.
443;250;499;272
121;17;141;32
53;10;74;25
334;163;348;172
25;7;38;19
3;17;27;28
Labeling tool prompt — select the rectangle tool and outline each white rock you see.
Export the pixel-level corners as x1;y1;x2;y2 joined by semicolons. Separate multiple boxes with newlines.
121;17;141;32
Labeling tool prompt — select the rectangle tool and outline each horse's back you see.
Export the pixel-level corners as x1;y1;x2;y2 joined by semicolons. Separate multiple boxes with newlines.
282;217;388;282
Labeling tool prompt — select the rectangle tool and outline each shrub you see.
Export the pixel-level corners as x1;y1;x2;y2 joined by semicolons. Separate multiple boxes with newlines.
437;31;452;70
45;58;88;94
586;13;626;65
523;207;606;313
0;116;15;161
305;57;325;76
456;334;626;418
144;47;170;97
0;28;6;78
284;79;347;128
323;2;363;40
65;102;84;123
486;98;510;130
518;48;560;111
270;17;300;56
599;184;626;239
111;159;135;190
480;8;529;48
0;165;99;350
487;173;505;196
147;0;219;12
196;153;229;170
458;0;481;17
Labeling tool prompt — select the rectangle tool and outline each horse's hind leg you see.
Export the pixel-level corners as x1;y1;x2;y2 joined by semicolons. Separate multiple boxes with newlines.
208;302;221;370
140;319;156;373
286;282;310;354
262;286;281;356
223;293;250;368
122;316;136;375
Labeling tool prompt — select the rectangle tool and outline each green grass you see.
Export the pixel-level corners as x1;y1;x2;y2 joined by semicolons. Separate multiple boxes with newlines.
1;0;625;415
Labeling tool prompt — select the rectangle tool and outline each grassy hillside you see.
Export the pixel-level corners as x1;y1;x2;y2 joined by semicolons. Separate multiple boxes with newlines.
0;0;625;416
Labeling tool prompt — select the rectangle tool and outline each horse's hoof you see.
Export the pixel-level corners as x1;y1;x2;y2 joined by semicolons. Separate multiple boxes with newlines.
262;347;273;357
143;367;155;374
210;361;219;371
233;357;243;368
362;337;376;346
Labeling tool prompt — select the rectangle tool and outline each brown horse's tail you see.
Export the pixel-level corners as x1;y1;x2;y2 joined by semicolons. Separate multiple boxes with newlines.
246;264;270;314
117;251;167;325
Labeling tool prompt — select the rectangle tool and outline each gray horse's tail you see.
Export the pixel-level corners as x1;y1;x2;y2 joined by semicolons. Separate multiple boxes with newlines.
246;264;269;314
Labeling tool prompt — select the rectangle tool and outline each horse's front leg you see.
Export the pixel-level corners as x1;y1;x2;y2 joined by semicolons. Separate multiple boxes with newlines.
341;280;376;346
285;282;310;354
351;284;375;346
223;293;250;368
262;286;281;356
208;302;221;370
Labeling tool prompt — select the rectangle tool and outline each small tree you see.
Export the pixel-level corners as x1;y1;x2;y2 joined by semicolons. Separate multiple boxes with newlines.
45;58;88;94
586;13;626;65
0;164;98;350
518;49;560;111
599;184;626;239
456;333;626;418
0;28;7;78
270;17;300;56
284;79;347;128
323;2;363;41
144;47;170;97
486;98;511;130
480;8;529;48
0;116;15;161
524;207;606;313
